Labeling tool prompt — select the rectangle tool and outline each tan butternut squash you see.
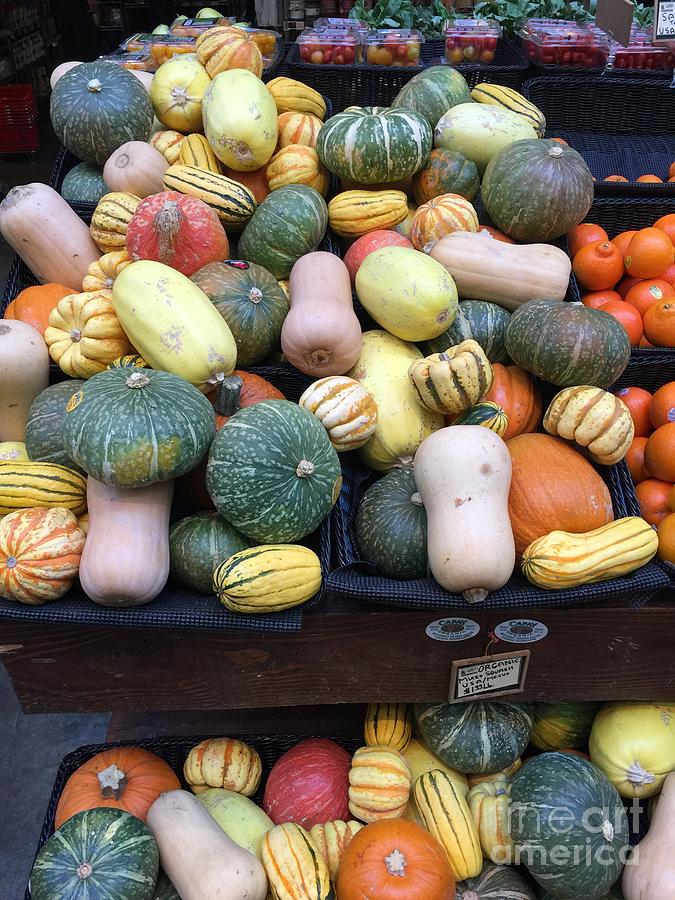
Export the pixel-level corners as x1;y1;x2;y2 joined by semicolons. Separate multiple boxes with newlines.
50;60;82;88
0;184;100;287
623;771;675;899
147;790;268;900
414;426;515;602
428;231;571;310
103;141;169;198
281;251;363;376
0;321;50;442
79;476;173;607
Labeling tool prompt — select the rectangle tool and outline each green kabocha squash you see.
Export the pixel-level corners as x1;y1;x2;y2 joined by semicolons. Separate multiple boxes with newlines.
61;162;108;204
316;106;432;184
50;61;154;166
531;702;601;752
505;300;631;389
355;467;428;580
206;399;341;543
169;512;252;594
456;861;536;899
414;702;533;774
25;381;86;472
30;807;159;900
412;148;480;204
61;368;215;488
540;888;624;900
392;66;472;129
454;401;508;436
153;872;180;900
510;753;628;900
421;300;510;363
481;140;594;242
191;260;289;366
237;185;328;279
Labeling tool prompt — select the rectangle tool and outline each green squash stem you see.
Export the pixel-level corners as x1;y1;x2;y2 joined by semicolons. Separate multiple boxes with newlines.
213;375;243;417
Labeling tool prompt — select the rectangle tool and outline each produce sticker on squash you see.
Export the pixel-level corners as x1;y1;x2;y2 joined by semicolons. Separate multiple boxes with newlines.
65;390;84;413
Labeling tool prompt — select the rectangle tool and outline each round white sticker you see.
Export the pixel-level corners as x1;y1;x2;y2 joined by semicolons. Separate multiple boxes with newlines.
494;619;549;644
426;618;480;642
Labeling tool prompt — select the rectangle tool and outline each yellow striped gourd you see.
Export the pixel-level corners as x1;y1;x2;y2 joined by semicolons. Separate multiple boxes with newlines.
348;745;411;822
471;83;546;137
408;339;493;416
178;133;223;173
266;77;326;119
521;516;658;590
213;544;321;613
364;703;412;752
262;823;331;900
0;461;86;516
308;820;363;879
328;189;408;237
90;192;141;253
149;129;185;164
163;163;257;227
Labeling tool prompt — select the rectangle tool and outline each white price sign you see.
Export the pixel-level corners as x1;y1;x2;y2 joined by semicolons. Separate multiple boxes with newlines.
448;650;530;703
654;0;675;40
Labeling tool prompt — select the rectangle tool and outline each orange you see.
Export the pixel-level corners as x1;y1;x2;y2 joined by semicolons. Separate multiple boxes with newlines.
624;227;675;279
604;175;629;182
616;275;641;298
657;513;675;564
596;299;643;346
567;223;608;259
669;177;675;184
640;335;656;348
612;230;638;262
614;386;653;437
649;382;675;428
669;162;675;178
635;478;673;525
636;175;663;183
572;240;624;290
624;279;675;318
551;137;568;145
581;289;622;309
644;423;675;482
661;262;675;287
643;298;675;347
654;213;675;246
625;435;648;484
670;484;675;512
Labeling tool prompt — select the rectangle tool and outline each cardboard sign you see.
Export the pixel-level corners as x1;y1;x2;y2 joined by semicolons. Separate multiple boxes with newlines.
654;0;675;40
595;0;634;46
449;650;530;703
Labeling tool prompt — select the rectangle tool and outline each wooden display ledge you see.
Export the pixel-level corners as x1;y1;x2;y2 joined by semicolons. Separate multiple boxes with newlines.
1;593;674;713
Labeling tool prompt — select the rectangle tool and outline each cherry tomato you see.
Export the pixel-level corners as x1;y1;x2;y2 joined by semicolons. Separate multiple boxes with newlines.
480;49;495;62
310;49;323;64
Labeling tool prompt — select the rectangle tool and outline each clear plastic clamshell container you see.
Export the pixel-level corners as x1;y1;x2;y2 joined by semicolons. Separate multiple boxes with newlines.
444;18;501;64
298;27;364;65
612;27;675;71
239;27;282;69
518;19;609;68
99;50;155;71
169;16;236;36
365;28;423;67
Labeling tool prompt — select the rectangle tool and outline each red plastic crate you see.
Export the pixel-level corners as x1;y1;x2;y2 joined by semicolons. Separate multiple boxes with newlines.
0;84;38;153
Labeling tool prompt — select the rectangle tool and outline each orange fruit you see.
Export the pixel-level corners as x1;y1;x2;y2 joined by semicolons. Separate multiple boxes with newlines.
596;299;643;346
477;226;515;243
624;227;675;279
661;262;675;287
614;386;653;437
572;240;624;290
567;223;608;259
616;275;641;298
551;137;568;145
643;298;675;347
604;175;629;182
581;289;622;309
644;423;675;482
624;279;675;318
636;175;663;183
612;230;638;262
625;435;648;483
635;478;673;525
649;382;675;428
669;176;675;184
670;484;675;512
669;162;675;178
654;213;675;246
657;513;675;564
640;335;656;348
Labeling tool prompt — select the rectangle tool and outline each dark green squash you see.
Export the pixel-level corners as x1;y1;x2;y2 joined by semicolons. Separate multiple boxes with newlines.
153;871;180;900
456;861;536;899
505;299;631;388
412;148;480;204
169;511;252;594
540;888;624;900
414;702;533;774
454;401;508;436
481;139;594;242
191;260;289;366
421;300;510;362
511;753;628;900
392;66;472;129
25;380;86;472
355;467;427;580
61;162;108;204
30;807;158;900
531;702;601;752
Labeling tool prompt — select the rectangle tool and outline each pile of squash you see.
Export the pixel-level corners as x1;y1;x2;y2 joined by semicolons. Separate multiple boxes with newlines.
28;699;675;899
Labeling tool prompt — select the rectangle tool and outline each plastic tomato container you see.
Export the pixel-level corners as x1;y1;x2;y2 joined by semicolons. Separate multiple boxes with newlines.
365;28;423;67
518;20;609;68
298;28;364;65
444;19;501;65
99;51;155;71
170;16;235;36
240;27;282;69
612;30;675;71
315;17;367;33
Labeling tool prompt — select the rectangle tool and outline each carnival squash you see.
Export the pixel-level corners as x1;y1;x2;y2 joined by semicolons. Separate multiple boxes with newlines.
149;53;210;133
196;25;263;78
150;129;185;164
544;385;635;465
0;320;49;443
309;820;363;879
90;190;141;253
277;111;323;150
3;283;74;335
623;771;675;899
409;340;492;416
483;363;541;441
197;789;273;859
299;376;378;452
266;144;328;196
410;193;479;251
348;745;412;822
261;822;331;900
82;250;131;291
412;148;480;204
184;737;261;796
103;141;169;197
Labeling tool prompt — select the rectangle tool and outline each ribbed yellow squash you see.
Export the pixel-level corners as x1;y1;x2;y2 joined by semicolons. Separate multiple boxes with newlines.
348;745;411;822
403;739;469;797
364;703;412;752
262;823;331;900
150;53;211;133
309;821;363;879
467;778;514;864
589;702;675;799
213;544;321;613
202;69;278;171
348;330;443;471
112;260;237;386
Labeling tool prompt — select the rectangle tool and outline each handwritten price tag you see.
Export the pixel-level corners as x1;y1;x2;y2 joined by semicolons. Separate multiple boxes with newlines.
448;650;530;703
655;0;675;40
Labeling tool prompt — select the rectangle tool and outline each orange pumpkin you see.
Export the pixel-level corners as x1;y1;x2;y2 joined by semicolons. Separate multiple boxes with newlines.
276;111;323;150
337;818;455;900
507;433;615;556
54;746;181;829
222;165;270;204
483;363;542;441
266;144;328;196
3;283;76;335
409;193;478;251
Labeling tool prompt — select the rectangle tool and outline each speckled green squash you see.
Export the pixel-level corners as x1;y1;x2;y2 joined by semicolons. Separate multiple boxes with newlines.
412;148;480;204
414;702;533;774
153;871;180;900
61;368;215;488
510;753;628;899
531;702;601;752
455;861;536;899
316;107;432;184
540;888;624;900
25;381;86;472
355;467;427;580
169;511;252;594
421;300;510;363
61;162;108;204
206;399;341;542
30;808;158;900
392;66;472;129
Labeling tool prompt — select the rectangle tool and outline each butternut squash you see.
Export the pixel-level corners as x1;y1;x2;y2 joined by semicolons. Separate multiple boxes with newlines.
147;790;268;900
103;141;169;198
79;476;173;607
0;321;49;442
0;184;100;287
428;231;571;310
281;251;363;376
414;426;515;602
623;771;675;899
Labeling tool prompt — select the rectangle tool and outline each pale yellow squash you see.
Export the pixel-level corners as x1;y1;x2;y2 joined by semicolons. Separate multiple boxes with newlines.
197;788;273;860
0;442;28;462
402;739;469;797
149;53;211;134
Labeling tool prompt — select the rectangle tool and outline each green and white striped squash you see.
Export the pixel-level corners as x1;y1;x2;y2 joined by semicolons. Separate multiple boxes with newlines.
455;861;536;899
392;66;472;129
510;753;628;900
316;106;432;185
50;61;154;167
530;701;601;752
61;162;108;204
169;511;252;594
414;702;534;774
454;401;508;436
355;467;427;580
206;399;341;543
237;185;328;279
153;872;180;900
61;368;215;488
30;807;159;900
25;381;86;472
421;299;510;363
